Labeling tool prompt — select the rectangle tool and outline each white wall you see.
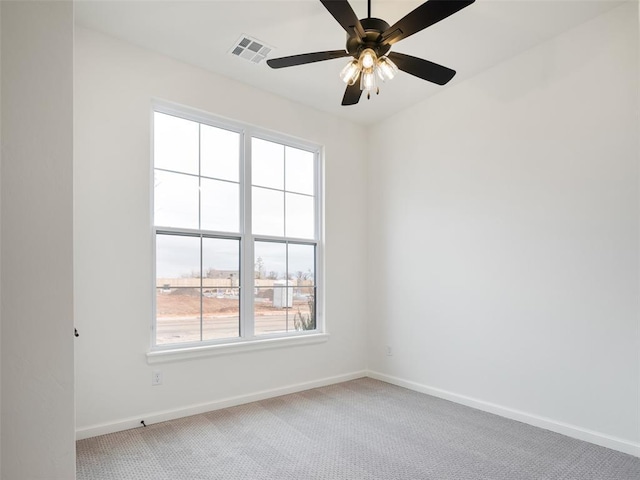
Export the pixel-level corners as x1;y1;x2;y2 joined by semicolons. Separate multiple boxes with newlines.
74;28;368;435
367;2;639;455
1;1;75;478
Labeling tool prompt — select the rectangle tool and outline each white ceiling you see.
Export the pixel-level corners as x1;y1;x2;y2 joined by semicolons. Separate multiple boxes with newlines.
75;0;625;125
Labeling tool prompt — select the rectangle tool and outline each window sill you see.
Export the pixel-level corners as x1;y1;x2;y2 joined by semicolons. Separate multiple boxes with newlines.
146;332;330;364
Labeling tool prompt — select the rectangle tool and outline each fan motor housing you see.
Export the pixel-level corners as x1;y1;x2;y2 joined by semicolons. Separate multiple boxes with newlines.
346;17;391;58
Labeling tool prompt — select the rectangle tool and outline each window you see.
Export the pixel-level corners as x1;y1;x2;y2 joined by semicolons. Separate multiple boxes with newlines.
152;105;321;349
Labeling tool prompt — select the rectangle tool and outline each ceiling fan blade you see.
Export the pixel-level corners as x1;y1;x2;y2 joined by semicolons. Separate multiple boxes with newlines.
388;52;456;85
381;0;475;45
267;50;350;69
320;0;366;39
341;82;362;106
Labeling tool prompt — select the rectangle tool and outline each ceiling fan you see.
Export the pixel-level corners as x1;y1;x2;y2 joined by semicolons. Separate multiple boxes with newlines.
267;0;475;106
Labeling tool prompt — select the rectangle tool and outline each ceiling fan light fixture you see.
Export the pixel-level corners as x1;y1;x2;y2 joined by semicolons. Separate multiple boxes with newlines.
341;48;385;97
340;59;360;85
359;48;377;69
376;56;398;81
361;67;377;95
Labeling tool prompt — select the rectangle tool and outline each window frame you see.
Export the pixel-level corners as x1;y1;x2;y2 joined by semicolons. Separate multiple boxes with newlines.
150;101;324;353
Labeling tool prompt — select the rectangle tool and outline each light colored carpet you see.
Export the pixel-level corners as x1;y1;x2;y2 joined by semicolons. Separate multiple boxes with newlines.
76;378;640;479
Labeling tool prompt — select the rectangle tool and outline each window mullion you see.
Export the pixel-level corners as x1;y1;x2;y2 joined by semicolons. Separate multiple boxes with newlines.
314;149;323;333
285;241;290;332
200;235;204;342
283;147;288;332
199;124;204;342
241;130;255;339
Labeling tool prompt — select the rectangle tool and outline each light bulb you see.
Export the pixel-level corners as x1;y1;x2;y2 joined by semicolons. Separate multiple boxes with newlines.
359;48;377;70
377;56;399;81
339;59;360;85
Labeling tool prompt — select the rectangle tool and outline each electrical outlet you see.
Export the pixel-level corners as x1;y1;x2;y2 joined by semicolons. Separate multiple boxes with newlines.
152;371;163;386
386;346;393;356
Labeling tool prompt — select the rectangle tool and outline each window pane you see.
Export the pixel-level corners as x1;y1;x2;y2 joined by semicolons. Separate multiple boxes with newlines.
252;187;284;237
285;192;314;239
255;241;290;336
292;288;315;332
290;244;315;332
156;287;202;345
202;237;240;284
154;112;199;175
201;178;239;233
155;234;201;345
202;294;239;341
156;234;200;284
285;147;314;195
154;170;199;229
254;241;286;280
202;236;240;340
202;304;240;340
201;124;239;181
252;138;284;190
254;286;289;335
288;243;315;283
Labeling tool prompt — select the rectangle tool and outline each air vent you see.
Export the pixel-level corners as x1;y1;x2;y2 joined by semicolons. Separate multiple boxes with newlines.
229;35;273;64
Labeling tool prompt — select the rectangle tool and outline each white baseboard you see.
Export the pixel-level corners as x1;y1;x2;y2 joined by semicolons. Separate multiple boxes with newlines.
76;370;367;440
366;370;640;458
